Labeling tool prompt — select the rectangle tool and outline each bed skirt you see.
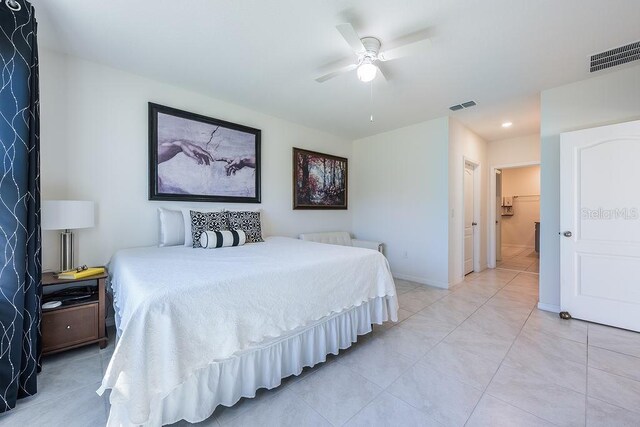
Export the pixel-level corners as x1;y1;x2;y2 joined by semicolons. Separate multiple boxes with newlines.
106;294;398;426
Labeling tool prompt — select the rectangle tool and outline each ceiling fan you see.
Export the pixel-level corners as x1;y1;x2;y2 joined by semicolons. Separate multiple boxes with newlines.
316;23;432;83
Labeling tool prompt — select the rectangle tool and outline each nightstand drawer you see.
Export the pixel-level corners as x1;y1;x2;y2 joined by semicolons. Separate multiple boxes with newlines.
42;303;99;352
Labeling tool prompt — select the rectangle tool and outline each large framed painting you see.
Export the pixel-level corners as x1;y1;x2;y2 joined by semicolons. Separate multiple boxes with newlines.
293;148;348;209
149;103;261;203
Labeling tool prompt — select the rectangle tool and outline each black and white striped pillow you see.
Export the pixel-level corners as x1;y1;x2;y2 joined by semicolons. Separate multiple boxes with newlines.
200;230;247;249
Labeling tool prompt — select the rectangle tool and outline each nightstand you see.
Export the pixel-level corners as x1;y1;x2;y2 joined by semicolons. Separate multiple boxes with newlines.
41;269;108;355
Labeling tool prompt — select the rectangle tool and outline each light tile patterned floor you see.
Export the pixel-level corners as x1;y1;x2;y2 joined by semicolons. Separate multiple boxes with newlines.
496;245;539;273
2;268;640;426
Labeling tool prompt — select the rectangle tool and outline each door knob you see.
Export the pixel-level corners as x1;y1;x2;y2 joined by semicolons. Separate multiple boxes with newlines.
472;222;477;226
563;231;572;237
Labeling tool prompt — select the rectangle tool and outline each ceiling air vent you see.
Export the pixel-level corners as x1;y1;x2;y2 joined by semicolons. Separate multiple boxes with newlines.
449;100;477;111
590;41;640;73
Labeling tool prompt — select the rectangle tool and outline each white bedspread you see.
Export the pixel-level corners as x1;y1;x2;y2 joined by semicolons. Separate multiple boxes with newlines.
98;237;397;425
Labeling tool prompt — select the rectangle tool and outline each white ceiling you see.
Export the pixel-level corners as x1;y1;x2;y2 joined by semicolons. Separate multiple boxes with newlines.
31;0;640;141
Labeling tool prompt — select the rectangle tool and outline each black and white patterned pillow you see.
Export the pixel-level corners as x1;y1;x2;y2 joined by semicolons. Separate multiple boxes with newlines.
190;210;229;248
227;211;264;243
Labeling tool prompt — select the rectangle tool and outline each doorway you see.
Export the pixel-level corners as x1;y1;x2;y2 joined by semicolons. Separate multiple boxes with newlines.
462;159;480;276
464;162;475;274
489;162;540;271
495;169;502;263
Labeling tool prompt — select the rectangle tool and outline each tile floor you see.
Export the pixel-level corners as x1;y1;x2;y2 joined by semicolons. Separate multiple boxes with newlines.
496;245;539;273
2;268;640;426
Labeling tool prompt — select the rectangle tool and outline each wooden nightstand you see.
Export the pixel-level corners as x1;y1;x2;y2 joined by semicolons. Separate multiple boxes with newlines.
41;269;108;355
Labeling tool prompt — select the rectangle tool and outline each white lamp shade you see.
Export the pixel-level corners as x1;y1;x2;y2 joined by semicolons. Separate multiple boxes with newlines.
357;62;378;82
42;200;95;230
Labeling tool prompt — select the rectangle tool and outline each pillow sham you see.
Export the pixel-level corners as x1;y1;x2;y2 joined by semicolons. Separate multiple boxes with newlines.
200;230;246;249
190;210;230;248
158;208;185;247
181;207;221;247
227;210;264;243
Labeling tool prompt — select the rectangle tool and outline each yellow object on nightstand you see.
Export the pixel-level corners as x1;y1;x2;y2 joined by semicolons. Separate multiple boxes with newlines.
56;267;106;280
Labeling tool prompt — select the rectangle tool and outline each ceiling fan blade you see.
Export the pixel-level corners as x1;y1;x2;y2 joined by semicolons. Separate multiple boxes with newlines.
336;23;366;54
376;63;389;82
378;38;432;61
315;63;358;83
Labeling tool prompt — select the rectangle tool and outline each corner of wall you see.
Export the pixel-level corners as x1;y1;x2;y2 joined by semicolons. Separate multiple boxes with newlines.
351;117;451;287
447;118;489;286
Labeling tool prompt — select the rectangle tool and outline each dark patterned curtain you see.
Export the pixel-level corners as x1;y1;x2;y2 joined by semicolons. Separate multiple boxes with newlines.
0;0;41;412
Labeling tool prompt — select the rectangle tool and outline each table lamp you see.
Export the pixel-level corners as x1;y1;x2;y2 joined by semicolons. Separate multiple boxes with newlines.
42;200;95;272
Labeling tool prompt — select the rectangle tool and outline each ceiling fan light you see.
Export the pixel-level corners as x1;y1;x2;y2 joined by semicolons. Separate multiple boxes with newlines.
357;62;377;82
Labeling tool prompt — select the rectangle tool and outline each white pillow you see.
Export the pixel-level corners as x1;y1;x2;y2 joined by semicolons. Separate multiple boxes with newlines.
158;208;185;247
224;208;261;212
200;230;246;248
181;207;222;247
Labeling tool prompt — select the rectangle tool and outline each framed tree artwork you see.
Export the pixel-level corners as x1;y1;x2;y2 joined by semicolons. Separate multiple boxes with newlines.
149;103;261;203
293;148;348;209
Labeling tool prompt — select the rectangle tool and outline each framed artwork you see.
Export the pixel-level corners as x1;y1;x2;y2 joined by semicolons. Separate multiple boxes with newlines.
293;148;348;209
149;103;261;203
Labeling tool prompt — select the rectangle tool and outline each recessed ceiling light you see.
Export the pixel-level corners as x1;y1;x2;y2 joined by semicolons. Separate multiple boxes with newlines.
501;122;513;128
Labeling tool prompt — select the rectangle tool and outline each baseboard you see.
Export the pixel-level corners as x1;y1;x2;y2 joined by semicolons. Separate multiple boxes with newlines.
392;273;449;289
537;302;560;313
502;244;535;249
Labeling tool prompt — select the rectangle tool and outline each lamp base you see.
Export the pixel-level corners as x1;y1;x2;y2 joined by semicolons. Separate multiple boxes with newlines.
60;230;74;272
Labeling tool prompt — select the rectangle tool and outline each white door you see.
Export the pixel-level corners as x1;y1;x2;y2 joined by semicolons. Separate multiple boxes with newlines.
560;119;640;332
464;163;475;275
496;170;502;262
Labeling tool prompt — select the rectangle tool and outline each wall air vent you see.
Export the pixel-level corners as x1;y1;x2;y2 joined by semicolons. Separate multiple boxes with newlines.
590;40;640;73
449;100;477;111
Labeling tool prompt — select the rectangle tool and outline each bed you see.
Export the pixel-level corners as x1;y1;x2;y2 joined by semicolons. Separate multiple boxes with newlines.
98;236;398;426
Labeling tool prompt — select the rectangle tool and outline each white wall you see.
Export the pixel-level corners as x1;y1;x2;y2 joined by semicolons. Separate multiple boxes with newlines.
448;118;488;284
488;134;540;166
352;118;450;288
39;49;353;271
40;50;70;266
540;64;640;311
501;166;540;248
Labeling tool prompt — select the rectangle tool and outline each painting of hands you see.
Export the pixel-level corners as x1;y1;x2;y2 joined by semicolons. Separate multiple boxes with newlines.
149;103;261;203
